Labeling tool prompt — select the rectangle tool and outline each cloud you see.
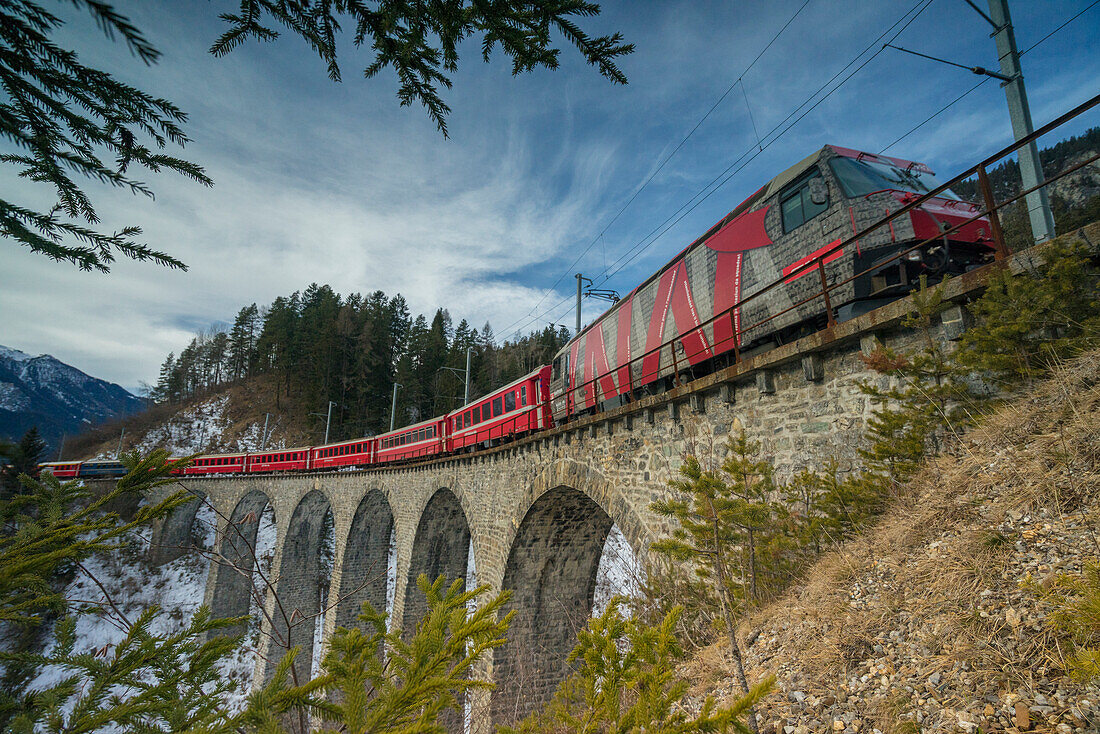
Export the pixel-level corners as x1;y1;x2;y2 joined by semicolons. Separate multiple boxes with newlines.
3;0;1098;392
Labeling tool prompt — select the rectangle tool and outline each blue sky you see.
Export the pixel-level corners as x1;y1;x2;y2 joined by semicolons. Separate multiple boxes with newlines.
2;0;1099;393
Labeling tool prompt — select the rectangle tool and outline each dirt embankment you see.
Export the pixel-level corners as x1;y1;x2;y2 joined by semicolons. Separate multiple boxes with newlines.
692;353;1100;733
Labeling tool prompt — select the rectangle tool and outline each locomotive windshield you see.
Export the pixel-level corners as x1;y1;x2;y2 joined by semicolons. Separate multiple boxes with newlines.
829;156;959;200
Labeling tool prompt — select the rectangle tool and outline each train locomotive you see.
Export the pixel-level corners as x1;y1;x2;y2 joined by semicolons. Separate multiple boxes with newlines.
39;145;994;480
548;145;995;422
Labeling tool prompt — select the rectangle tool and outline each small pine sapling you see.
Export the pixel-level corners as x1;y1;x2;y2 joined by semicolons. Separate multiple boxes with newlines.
650;433;787;734
502;599;771;734
859;276;976;487
957;236;1100;387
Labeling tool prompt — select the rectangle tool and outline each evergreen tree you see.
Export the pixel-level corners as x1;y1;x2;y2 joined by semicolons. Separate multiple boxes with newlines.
211;1;634;137
858;277;976;486
955;237;1100;387
1;427;47;501
650;433;789;734
1;1;210;272
504;600;770;734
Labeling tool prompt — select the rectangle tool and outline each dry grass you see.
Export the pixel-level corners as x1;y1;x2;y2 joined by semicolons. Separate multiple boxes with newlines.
690;349;1100;729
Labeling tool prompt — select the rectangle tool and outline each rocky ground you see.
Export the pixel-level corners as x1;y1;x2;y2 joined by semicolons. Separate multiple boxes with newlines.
689;352;1100;733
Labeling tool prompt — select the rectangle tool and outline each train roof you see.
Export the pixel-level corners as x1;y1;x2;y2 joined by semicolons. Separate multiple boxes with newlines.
249;447;311;454
448;366;546;418
376;414;443;440
562;144;936;348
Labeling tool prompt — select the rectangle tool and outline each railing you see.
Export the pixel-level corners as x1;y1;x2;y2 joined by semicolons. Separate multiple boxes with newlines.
562;91;1100;417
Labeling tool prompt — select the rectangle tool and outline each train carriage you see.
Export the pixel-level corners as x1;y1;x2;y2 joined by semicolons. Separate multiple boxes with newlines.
549;145;996;423
311;439;372;471
446;366;552;453
246;448;311;473
183;453;248;476
78;460;128;478
374;416;445;464
38;461;83;479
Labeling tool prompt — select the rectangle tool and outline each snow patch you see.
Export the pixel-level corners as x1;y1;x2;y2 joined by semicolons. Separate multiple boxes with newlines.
130;395;232;455
0;382;30;411
28;528;212;695
311;510;335;678
592;525;644;617
0;344;33;362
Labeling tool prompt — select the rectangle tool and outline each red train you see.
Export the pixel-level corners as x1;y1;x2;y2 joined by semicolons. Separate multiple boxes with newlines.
40;145;992;481
39;367;551;479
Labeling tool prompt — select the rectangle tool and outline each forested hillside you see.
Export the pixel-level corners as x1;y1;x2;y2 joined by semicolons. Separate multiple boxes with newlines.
955;125;1100;249
146;285;571;442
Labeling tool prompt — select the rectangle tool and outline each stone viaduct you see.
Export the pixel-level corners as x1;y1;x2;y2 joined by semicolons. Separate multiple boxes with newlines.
144;248;1053;731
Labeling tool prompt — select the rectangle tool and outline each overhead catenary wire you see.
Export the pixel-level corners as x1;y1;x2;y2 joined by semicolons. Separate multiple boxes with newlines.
881;0;1100;153
502;0;933;339
591;0;934;287
497;0;814;338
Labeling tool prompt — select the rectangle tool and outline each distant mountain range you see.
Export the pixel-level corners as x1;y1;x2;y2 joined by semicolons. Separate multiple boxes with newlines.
0;345;145;455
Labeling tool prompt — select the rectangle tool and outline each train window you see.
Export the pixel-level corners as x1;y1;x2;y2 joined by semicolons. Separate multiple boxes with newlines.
492;397;502;417
780;168;829;233
505;392;516;412
521;386;527;405
828;155;958;200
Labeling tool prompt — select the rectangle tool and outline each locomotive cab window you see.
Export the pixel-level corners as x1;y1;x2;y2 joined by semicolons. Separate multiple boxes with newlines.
780;168;829;233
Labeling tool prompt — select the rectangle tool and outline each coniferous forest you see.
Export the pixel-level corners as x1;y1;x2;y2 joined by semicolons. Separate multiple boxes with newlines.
149;284;572;440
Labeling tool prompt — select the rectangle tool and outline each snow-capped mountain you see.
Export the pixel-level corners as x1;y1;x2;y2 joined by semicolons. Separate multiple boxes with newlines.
0;345;145;451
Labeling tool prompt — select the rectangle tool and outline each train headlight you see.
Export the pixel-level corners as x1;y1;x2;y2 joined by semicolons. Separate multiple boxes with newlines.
905;250;923;262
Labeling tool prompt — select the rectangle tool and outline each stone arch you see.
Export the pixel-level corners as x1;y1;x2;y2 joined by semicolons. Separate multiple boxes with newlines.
491;485;616;725
270;489;333;683
519;458;653;561
335;489;395;632
149;488;208;565
210;490;274;633
402;488;471;630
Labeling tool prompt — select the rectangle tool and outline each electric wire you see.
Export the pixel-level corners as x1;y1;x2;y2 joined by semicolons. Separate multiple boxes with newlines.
880;0;1100;153
502;0;933;338
497;0;814;337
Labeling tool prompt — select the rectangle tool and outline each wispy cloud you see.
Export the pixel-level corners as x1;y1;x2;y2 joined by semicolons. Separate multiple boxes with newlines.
2;0;1098;391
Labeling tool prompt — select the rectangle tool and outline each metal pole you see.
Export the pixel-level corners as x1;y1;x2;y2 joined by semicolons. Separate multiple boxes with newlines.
261;413;271;450
324;401;335;444
464;346;471;405
986;0;1056;243
56;433;65;462
575;273;583;335
390;384;402;432
116;428;125;459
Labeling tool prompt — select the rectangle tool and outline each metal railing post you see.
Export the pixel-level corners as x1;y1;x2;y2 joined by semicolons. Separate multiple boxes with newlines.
817;259;836;328
977;164;1008;260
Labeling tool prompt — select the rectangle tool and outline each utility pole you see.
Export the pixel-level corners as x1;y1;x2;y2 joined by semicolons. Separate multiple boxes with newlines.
390;383;402;432
56;433;65;462
576;273;594;335
260;413;271;450
438;346;473;406
464;346;472;405
324;401;335;444
116;428;125;459
984;0;1056;243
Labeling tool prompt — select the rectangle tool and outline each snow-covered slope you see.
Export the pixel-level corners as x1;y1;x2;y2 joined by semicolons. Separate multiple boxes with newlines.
0;344;144;451
117;394;287;458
